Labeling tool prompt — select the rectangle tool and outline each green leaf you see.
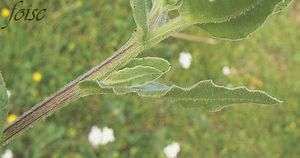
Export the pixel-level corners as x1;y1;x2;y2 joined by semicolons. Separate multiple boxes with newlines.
198;0;281;40
155;80;282;112
101;66;167;87
179;0;261;24
100;57;170;87
0;72;9;138
130;0;150;37
125;57;171;72
79;80;282;112
273;0;293;13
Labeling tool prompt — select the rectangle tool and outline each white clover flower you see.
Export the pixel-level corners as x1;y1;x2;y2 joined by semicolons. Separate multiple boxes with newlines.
6;90;11;98
163;142;181;158
1;149;13;158
222;66;231;76
88;126;102;147
88;126;115;147
102;127;115;144
179;52;192;69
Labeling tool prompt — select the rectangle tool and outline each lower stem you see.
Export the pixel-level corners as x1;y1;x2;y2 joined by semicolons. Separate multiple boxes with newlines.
1;16;191;146
1;36;144;145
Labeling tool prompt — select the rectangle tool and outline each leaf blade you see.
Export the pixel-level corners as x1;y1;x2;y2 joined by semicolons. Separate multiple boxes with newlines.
198;0;282;40
179;0;261;24
161;80;281;111
80;80;282;112
102;66;166;87
125;57;171;72
130;0;150;37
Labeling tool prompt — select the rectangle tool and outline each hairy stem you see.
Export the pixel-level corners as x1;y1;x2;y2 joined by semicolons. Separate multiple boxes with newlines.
1;17;191;146
1;36;144;145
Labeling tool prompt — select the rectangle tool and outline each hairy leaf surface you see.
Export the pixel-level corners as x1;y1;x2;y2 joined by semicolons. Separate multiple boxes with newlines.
102;66;167;87
198;0;282;40
79;80;281;112
179;0;261;24
125;57;171;72
130;0;150;37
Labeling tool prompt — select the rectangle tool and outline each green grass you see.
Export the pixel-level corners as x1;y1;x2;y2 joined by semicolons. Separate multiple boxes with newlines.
1;0;300;157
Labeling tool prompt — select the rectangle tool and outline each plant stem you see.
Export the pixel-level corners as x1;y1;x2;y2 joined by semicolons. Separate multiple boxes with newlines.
1;36;144;145
0;16;191;146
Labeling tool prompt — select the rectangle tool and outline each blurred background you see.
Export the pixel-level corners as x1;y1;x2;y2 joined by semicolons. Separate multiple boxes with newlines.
0;0;300;157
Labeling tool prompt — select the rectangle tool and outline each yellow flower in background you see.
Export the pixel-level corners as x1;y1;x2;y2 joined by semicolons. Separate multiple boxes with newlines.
32;72;42;82
7;114;18;124
289;122;297;130
1;8;10;17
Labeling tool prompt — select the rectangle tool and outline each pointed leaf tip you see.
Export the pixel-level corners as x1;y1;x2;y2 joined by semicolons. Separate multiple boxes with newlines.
161;80;282;108
79;79;282;112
